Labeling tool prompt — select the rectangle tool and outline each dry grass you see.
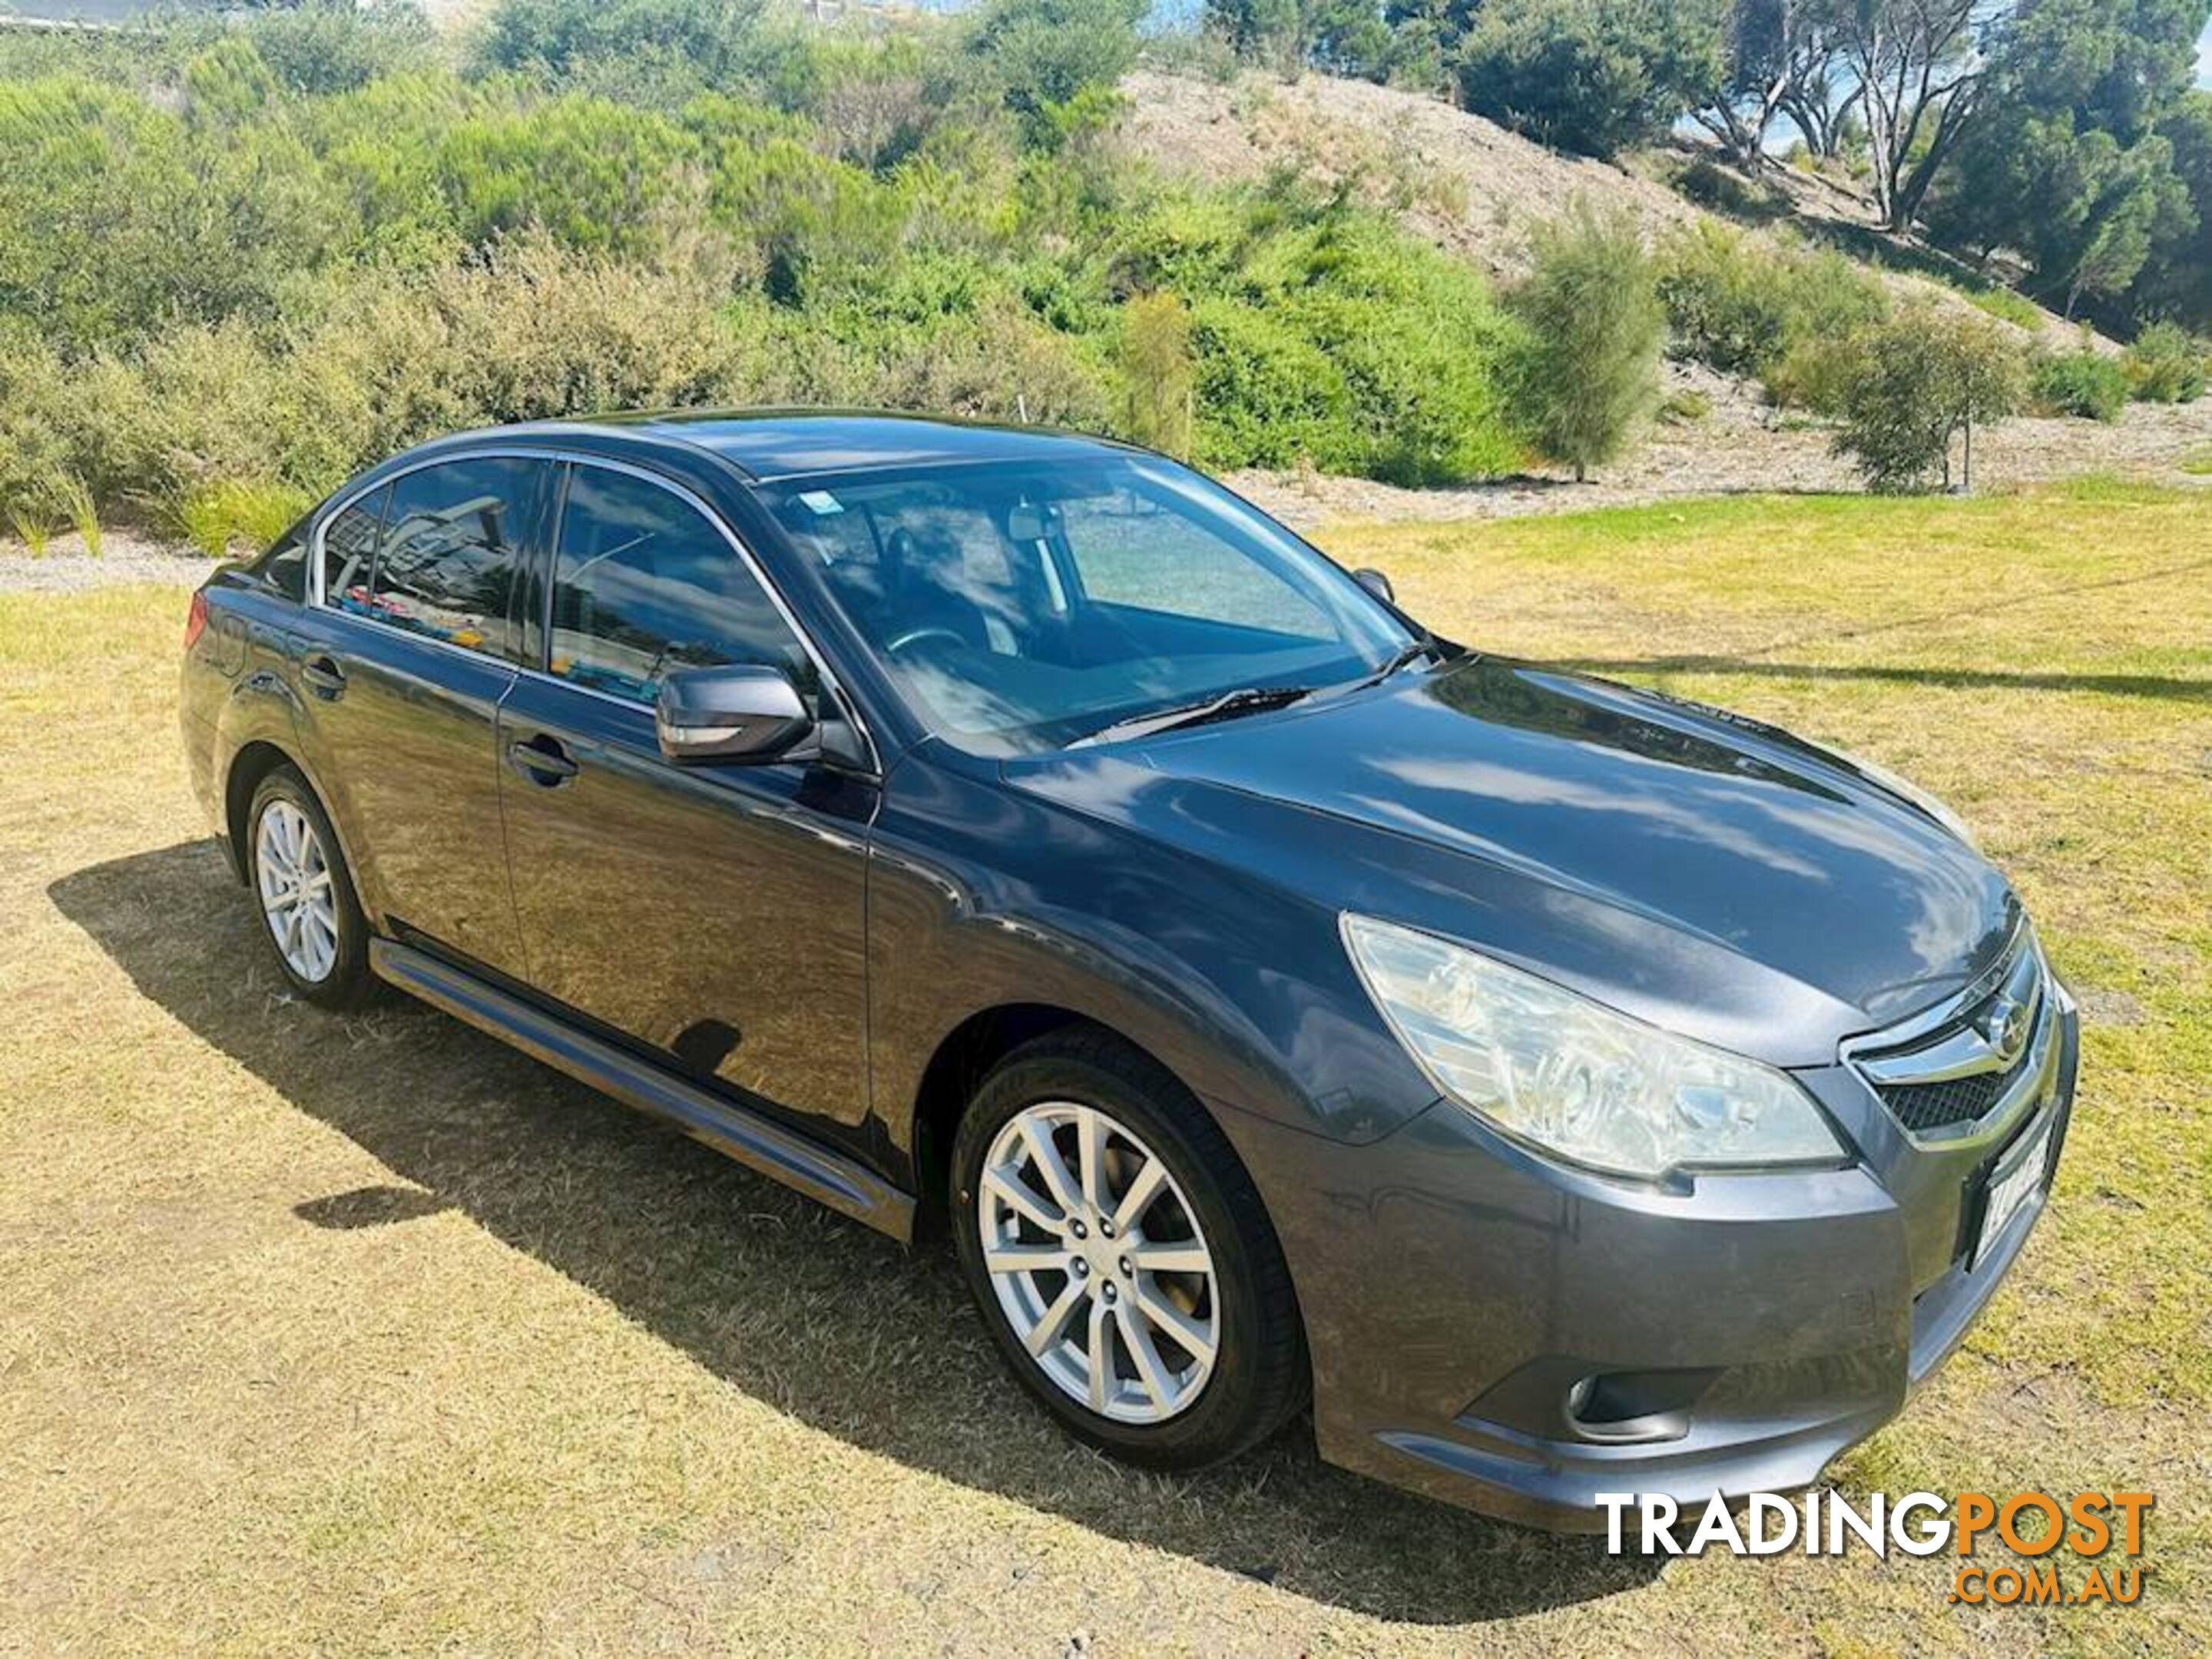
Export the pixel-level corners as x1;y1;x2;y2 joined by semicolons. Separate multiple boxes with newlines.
2;479;2207;1654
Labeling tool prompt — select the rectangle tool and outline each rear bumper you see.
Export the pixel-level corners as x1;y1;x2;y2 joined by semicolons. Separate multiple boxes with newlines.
1215;995;2079;1532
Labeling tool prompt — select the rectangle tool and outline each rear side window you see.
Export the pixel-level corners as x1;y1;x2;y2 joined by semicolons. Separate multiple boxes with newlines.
320;484;388;614
548;465;809;704
366;458;547;663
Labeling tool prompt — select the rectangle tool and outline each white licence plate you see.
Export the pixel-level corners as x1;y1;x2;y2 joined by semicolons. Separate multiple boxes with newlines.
1972;1115;2055;1270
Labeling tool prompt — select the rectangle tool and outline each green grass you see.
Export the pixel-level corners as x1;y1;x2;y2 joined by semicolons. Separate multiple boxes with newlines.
2;482;2207;1653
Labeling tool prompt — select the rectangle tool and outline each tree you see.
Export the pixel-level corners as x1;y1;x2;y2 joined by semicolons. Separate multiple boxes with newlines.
1775;8;1862;158
1693;0;1799;170
1455;0;1727;158
1204;0;1400;80
1930;0;2204;318
1830;0;1997;232
1503;203;1667;482
2129;91;2212;329
1833;305;2027;492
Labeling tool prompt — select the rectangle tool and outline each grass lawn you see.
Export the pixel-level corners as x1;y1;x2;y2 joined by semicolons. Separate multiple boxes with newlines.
2;478;2206;1654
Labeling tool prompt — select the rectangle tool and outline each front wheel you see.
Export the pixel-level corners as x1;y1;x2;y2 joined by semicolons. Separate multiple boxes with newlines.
951;1031;1307;1469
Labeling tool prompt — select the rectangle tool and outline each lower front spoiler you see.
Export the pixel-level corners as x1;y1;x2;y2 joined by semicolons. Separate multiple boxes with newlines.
1321;1149;2062;1535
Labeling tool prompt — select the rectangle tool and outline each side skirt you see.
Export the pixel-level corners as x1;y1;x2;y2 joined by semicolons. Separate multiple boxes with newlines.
370;938;916;1243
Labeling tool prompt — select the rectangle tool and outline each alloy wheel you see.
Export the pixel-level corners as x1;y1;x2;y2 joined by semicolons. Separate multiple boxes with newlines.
256;799;339;984
977;1100;1220;1424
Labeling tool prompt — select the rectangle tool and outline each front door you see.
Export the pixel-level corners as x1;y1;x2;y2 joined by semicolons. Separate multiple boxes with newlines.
495;462;876;1133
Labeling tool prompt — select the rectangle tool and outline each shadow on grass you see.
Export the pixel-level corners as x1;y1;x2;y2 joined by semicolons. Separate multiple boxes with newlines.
1560;655;2212;704
50;839;1658;1627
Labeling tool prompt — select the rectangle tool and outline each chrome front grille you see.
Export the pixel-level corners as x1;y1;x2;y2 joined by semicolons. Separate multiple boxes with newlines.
1847;929;2053;1142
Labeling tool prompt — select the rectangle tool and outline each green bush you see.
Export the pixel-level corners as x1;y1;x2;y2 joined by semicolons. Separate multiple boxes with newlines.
2031;346;2131;420
177;478;315;559
475;0;773;94
1656;223;1794;377
1503;203;1664;481
2124;321;2207;403
1833;308;2027;493
1657;223;1889;406
965;0;1144;145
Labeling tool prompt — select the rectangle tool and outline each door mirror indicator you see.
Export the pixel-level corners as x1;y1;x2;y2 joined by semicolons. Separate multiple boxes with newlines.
655;665;814;764
1353;567;1396;605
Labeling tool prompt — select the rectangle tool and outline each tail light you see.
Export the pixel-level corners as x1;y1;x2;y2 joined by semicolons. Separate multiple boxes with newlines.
184;590;210;652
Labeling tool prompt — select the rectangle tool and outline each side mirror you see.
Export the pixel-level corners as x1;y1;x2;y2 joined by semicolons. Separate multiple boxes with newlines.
1353;567;1396;605
656;664;813;764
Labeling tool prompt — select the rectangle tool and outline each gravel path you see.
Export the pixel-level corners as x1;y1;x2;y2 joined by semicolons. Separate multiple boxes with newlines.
0;531;214;594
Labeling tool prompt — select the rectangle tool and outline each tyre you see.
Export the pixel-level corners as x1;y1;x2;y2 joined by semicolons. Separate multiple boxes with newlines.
951;1031;1308;1469
246;764;374;1008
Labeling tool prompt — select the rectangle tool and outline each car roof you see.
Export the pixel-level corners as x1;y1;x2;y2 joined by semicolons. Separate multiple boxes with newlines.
472;409;1140;484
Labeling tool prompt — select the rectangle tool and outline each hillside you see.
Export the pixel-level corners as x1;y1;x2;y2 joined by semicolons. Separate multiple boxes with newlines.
1118;68;2212;512
1119;68;2085;349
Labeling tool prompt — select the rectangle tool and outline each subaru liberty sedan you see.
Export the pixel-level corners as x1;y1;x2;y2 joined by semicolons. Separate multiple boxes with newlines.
179;413;2076;1528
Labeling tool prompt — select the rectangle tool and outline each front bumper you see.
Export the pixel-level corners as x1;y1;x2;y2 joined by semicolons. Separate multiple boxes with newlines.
1214;989;2079;1532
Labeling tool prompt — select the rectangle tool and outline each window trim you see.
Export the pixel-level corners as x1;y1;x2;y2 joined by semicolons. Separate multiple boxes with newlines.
308;446;879;775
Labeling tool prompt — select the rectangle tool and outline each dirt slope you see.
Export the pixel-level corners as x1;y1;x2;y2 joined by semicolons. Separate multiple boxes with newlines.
1117;68;2088;348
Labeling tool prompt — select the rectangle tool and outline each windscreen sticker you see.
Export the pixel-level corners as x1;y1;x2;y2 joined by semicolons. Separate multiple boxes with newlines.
797;489;845;516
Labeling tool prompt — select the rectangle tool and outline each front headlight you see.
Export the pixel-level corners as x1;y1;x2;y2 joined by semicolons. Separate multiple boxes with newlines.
1343;915;1843;1181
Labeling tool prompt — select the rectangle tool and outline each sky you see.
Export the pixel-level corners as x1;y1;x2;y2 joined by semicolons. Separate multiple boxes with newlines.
2199;19;2212;87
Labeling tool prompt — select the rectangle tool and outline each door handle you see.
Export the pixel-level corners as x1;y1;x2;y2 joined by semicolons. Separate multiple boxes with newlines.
507;734;580;786
300;654;346;698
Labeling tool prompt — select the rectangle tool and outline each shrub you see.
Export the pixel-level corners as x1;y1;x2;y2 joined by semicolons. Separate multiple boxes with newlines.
1455;0;1726;159
1187;297;1353;471
475;0;772;91
1656;224;1889;402
1656;222;1794;376
1833;307;2027;493
176;479;315;559
2030;346;2130;420
244;1;436;98
1503;203;1664;481
965;0;1144;146
1121;291;1197;457
2124;321;2207;404
54;472;100;556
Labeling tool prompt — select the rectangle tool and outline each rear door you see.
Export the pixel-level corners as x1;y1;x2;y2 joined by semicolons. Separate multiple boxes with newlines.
495;461;876;1134
293;453;555;977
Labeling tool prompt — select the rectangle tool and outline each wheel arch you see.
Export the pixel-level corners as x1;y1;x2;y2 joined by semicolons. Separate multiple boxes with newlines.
223;739;298;883
909;1003;1197;1242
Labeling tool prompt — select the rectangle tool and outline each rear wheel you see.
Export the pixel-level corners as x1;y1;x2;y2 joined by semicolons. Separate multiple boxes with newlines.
247;766;373;1008
951;1031;1307;1469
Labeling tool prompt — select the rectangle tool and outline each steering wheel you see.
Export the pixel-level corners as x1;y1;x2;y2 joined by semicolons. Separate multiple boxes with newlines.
885;624;970;657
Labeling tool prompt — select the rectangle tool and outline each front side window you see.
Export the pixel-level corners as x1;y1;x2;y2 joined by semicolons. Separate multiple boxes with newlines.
366;458;543;661
548;465;809;704
763;456;1410;753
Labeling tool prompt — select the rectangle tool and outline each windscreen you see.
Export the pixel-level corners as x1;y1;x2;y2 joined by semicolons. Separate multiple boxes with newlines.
760;455;1412;753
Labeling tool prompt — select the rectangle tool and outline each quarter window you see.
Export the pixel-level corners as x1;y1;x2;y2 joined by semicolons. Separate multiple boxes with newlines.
548;465;808;704
366;458;544;661
320;484;388;615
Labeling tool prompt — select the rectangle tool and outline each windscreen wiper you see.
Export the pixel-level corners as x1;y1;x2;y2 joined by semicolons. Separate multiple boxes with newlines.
1351;637;1444;690
1069;685;1316;750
